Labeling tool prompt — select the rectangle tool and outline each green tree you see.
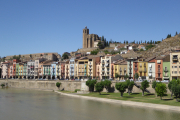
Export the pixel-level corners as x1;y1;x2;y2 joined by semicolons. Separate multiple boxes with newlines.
175;31;178;36
62;53;69;59
167;34;171;38
124;74;129;80
103;50;109;55
115;82;127;97
103;79;112;93
95;82;104;95
97;41;103;49
155;83;167;100
173;84;180;102
152;81;159;97
91;49;99;55
115;73;119;80
56;82;61;90
86;79;97;92
30;54;32;58
140;80;149;96
126;80;134;95
134;73;139;80
168;79;177;99
101;36;104;41
140;49;144;51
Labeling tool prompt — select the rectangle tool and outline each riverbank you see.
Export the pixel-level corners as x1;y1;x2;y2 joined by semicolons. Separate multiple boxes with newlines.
55;91;180;112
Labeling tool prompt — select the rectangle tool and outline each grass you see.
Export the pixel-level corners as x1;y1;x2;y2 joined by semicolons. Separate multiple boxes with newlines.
58;90;76;94
78;92;180;107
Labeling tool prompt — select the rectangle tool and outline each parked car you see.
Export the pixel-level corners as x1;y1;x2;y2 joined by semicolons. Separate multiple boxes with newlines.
109;78;113;81
161;80;169;83
156;80;160;82
120;80;126;82
130;79;134;81
136;79;143;82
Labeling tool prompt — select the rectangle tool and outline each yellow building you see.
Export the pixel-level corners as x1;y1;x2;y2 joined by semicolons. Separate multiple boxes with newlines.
78;57;88;79
114;60;127;80
138;58;148;79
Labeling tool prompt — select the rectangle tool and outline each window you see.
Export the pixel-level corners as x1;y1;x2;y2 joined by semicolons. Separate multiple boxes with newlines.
175;66;177;68
172;71;173;74
172;66;173;68
175;71;177;74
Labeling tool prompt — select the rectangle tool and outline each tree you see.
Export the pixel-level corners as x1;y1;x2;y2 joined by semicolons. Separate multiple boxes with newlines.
62;53;69;59
175;31;178;36
91;49;99;55
103;50;109;55
140;49;144;51
168;79;177;99
86;79;97;92
167;34;171;38
115;82;127;97
152;81;159;97
56;82;61;90
101;36;104;41
173;84;180;102
124;74;129;80
134;73;139;80
126;80;134;95
140;80;149;96
103;80;111;93
155;83;167;100
95;82;104;95
115;73;119;80
97;41;103;49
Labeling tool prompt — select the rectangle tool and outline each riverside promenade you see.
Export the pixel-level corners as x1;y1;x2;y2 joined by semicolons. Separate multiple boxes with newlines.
55;91;180;112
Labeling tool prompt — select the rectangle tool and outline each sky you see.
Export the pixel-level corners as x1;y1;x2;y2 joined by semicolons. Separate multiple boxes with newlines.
0;0;180;57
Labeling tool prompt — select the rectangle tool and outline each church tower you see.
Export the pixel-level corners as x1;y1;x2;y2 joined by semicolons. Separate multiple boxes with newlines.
83;26;89;48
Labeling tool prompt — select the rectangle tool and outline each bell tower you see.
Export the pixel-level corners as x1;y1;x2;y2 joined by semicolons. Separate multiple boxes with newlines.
83;26;89;48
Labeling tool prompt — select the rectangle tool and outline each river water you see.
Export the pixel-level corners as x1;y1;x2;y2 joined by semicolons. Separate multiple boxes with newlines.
0;88;179;120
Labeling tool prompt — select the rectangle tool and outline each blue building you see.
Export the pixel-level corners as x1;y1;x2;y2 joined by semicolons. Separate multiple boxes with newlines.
69;57;75;79
51;62;57;79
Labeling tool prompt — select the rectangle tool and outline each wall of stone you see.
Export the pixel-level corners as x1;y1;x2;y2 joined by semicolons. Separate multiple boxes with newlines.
0;79;171;94
0;79;81;91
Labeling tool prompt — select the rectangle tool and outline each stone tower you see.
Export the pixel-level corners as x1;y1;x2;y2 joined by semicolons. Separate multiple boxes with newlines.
83;26;89;48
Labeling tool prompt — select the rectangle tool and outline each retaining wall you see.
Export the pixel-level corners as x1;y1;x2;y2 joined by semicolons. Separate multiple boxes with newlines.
0;79;171;94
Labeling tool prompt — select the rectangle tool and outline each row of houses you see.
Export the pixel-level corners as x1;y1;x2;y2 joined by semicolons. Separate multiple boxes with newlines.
1;52;180;81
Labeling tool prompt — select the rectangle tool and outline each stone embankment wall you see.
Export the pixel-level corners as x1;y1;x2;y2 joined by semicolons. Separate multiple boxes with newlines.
0;79;171;94
0;79;81;91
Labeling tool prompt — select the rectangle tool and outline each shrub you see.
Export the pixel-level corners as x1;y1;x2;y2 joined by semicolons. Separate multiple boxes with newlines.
56;82;61;89
1;84;5;88
74;89;80;92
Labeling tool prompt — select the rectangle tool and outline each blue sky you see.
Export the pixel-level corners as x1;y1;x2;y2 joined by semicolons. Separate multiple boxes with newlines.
0;0;180;57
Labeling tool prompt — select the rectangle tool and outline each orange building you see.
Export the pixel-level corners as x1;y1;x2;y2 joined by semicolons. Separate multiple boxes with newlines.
155;57;164;80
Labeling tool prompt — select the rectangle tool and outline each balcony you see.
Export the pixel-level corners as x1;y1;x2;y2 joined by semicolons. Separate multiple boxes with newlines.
119;69;122;72
149;70;152;73
164;69;168;72
134;67;138;71
173;57;178;61
139;69;142;72
129;67;132;70
158;71;161;73
144;68;147;72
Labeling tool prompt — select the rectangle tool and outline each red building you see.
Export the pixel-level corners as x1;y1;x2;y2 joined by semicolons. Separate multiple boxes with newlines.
155;57;164;81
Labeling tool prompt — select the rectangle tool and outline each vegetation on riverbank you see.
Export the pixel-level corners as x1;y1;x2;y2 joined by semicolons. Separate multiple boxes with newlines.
79;92;180;107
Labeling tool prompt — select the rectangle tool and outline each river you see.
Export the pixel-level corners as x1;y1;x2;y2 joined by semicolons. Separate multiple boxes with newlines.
0;88;179;120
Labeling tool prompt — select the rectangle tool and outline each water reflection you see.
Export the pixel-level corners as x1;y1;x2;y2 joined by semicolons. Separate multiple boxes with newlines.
0;88;179;120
